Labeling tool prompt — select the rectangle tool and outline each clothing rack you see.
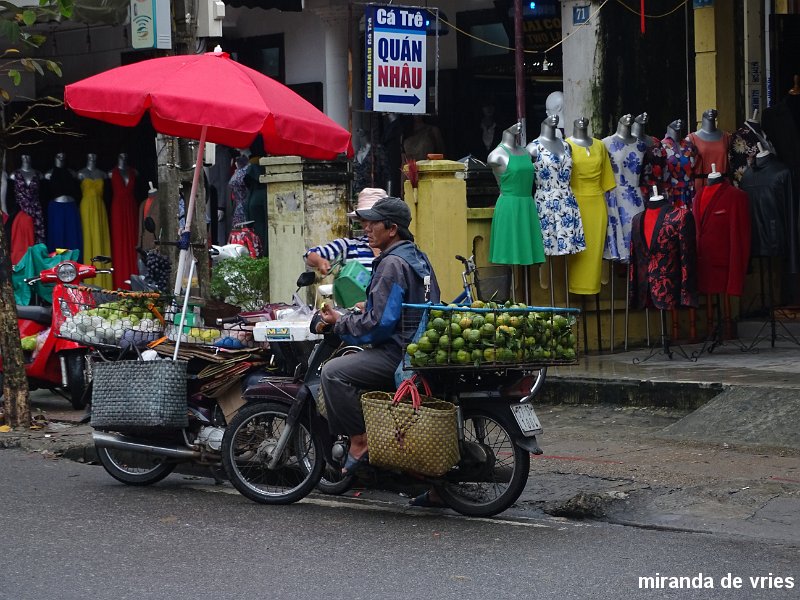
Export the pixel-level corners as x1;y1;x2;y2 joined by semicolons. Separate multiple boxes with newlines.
743;257;800;350
692;294;752;359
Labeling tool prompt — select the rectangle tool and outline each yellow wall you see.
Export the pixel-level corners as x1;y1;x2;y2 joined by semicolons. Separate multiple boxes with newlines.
694;4;737;131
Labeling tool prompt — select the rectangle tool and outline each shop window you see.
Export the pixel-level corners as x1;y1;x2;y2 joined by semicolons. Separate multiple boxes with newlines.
227;34;285;82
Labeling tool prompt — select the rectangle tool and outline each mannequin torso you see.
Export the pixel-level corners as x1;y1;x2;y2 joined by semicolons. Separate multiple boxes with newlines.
110;153;136;186
11;155;40;185
567;118;592;148
608;114;637;146
79;154;107;181
693;109;723;142
632;113;655;148
487;123;527;179
527;115;565;159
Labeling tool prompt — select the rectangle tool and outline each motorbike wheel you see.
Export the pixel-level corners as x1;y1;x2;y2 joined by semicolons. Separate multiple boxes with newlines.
315;467;354;495
434;409;530;518
65;352;88;410
96;447;176;485
222;402;324;505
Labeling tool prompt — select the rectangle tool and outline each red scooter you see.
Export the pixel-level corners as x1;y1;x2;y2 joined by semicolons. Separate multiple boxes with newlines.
0;256;113;409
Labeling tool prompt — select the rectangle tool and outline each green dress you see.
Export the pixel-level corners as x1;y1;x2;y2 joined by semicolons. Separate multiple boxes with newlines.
489;145;545;265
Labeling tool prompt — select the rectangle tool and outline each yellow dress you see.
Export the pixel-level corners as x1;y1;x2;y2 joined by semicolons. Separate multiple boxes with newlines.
566;138;616;294
80;178;113;290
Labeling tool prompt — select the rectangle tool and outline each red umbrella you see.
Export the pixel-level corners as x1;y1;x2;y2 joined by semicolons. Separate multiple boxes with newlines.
64;48;352;159
64;47;353;302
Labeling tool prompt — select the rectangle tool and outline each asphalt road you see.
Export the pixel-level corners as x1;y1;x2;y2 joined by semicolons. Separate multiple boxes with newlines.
1;450;797;600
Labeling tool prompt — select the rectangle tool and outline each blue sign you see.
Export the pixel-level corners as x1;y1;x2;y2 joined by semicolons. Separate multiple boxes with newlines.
572;5;590;25
693;0;714;7
364;5;427;114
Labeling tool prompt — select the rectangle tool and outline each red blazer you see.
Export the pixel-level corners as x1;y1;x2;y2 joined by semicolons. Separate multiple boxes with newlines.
695;180;751;295
629;202;698;310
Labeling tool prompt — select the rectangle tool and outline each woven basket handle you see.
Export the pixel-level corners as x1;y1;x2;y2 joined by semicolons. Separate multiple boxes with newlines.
392;374;431;410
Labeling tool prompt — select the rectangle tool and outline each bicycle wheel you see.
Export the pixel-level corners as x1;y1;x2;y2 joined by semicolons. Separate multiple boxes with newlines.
434;408;530;517
96;446;176;485
222;402;323;505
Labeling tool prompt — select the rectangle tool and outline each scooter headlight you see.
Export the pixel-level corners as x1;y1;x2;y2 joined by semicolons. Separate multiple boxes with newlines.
56;262;78;283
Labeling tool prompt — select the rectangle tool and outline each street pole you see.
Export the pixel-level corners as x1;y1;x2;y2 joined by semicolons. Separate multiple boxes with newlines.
514;0;526;146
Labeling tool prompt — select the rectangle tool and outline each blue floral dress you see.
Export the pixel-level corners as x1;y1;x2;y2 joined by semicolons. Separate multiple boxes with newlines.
531;140;586;256
602;137;647;262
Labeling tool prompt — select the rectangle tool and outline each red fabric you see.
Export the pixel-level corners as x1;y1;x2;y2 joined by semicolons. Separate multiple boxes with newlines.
641;0;646;33
228;227;262;259
109;168;139;289
10;211;35;265
688;132;731;204
64;51;352;159
629;204;698;310
643;206;659;246
695;181;751;296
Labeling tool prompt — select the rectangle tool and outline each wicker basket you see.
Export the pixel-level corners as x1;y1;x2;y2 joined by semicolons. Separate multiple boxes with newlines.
91;360;188;430
361;377;459;477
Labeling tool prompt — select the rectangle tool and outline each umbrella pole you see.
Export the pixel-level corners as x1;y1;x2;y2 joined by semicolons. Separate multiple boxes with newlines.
173;125;208;296
173;252;197;361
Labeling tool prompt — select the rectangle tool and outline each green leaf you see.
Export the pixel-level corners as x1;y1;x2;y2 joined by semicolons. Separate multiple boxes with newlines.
0;20;20;43
8;70;21;86
27;34;46;48
45;61;62;77
20;58;35;72
22;9;37;26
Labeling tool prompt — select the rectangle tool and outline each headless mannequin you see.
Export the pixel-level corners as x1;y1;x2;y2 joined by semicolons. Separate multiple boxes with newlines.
693;108;723;142
632;113;655;148
487;122;526;179
79;153;106;181
11;155;39;185
355;129;371;164
46;153;77;203
568;117;592;148
610;114;636;145
527;115;565;159
110;153;134;185
665;118;684;143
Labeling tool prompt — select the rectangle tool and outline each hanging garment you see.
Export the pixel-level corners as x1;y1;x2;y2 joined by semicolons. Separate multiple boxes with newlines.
245;162;267;256
228;165;249;227
80;178;113;290
10;211;34;265
353;143;389;193
662;136;698;206
638;137;667;199
529;139;586;256
566;138;616;294
45;167;82;257
109;168;139;289
695;180;751;296
12;171;45;244
228;226;263;258
739;154;794;258
488;145;545;266
602;136;647;262
728;125;761;187
687;131;730;206
629;203;698;310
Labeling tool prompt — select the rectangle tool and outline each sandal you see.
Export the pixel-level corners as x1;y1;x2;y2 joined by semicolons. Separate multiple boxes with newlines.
409;490;447;508
342;451;369;476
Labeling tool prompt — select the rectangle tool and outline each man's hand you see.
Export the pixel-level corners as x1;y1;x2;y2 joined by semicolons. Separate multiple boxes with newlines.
305;252;331;276
319;302;340;326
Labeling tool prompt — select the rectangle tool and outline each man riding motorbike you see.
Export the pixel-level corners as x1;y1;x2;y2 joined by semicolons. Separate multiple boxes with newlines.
317;196;440;475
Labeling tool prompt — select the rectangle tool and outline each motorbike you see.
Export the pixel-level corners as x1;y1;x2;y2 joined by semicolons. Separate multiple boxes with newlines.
223;270;555;517
0;256;114;409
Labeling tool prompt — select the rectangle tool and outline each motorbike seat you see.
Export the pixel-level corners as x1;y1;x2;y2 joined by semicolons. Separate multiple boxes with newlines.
17;305;52;324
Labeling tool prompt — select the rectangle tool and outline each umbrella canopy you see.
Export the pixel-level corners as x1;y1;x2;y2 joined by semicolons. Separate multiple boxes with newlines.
64;49;352;160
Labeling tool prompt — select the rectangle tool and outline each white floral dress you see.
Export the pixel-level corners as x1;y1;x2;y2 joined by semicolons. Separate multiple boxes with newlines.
531;139;586;256
602;137;647;262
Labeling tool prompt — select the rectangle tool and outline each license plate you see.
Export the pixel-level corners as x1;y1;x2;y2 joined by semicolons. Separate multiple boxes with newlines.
510;403;542;436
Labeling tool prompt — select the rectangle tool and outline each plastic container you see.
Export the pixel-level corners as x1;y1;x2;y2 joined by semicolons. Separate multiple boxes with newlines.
333;261;370;308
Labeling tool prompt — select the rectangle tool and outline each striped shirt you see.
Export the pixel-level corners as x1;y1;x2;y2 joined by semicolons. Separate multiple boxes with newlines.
305;235;375;272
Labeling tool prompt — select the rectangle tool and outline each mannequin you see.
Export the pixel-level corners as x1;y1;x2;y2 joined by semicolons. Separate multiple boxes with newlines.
10;155;45;252
728;110;766;186
662;118;697;206
566;117;616;294
44;152;82;256
474;103;502;157
486;122;545;266
77;153;111;288
633;112;666;199
602;114;647;262
526;115;585;257
688;108;730;204
244;152;267;256
695;164;751;339
109;152;139;289
544;91;565;138
228;154;249;227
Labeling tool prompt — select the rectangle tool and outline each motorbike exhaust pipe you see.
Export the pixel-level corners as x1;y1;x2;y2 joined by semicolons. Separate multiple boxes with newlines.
93;431;203;460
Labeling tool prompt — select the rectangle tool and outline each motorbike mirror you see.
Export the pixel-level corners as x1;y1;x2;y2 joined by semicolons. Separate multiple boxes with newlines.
92;255;112;264
144;216;156;235
296;271;316;288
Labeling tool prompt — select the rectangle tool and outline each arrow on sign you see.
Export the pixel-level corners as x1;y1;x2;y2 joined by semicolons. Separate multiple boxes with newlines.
378;94;421;106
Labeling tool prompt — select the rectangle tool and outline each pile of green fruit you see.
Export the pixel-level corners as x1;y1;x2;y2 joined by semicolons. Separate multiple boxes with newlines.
77;298;156;325
406;301;578;368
